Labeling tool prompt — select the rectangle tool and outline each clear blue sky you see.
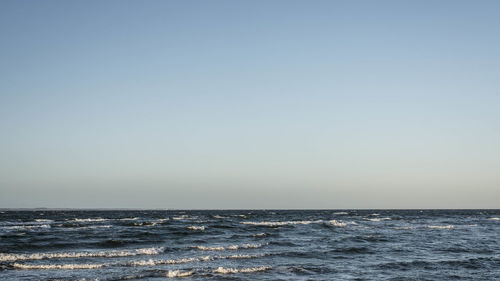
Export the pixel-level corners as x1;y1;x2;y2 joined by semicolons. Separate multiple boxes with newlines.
1;0;499;208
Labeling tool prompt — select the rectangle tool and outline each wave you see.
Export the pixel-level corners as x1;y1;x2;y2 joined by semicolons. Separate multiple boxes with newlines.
13;262;106;270
242;219;350;227
213;266;271;274
127;254;262;267
426;225;454;229
333;212;348;215
119;217;139;221
67;218;108;223
489;217;500;220
128;257;199;266
328;220;347;227
365;217;391;222
395;226;415;230
241;220;323;226
187;226;205;231
166;270;194;278
193;243;262;251
172;215;193;220
2;224;51;231
34;219;54;223
0;247;164;262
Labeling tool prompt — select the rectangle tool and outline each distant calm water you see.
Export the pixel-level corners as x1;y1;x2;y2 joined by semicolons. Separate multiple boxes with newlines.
1;210;499;280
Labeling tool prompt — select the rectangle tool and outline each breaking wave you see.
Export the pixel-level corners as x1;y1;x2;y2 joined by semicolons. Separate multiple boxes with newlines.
187;225;205;231
193;244;262;251
0;247;164;262
213;266;271;274
166;270;194;278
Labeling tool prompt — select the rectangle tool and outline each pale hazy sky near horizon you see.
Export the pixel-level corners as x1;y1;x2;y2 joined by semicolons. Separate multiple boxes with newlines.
1;0;499;209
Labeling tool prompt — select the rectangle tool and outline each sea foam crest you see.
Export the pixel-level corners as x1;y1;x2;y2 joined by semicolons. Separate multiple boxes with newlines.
193;243;262;251
128;257;199;267
13;263;106;270
213;266;271;274
187;225;205;231
242;219;348;227
426;225;454;229
241;220;323;226
68;218;108;223
0;247;164;262
366;217;391;222
329;220;347;227
489;217;500;220
34;219;54;223
166;270;194;278
3;224;51;230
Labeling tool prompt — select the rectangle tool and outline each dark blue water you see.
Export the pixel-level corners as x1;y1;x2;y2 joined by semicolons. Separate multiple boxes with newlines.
1;210;499;280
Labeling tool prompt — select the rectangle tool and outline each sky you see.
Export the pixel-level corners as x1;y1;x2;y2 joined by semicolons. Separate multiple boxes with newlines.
0;0;499;209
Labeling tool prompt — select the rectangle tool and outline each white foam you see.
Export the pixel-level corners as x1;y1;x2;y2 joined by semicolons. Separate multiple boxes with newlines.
213;266;271;274
328;220;347;227
193;243;262;251
366;217;391;222
489;217;500;220
187;225;205;231
3;224;51;230
166;270;194;278
68;218;108;223
223;254;261;259
426;225;454;229
34;219;54;223
0;247;164;262
213;215;226;219
128;257;199;267
333;212;348;215
252;233;267;237
13;263;106;270
241;220;323;226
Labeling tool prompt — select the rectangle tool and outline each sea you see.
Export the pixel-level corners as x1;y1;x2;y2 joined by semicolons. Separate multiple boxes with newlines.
0;209;499;280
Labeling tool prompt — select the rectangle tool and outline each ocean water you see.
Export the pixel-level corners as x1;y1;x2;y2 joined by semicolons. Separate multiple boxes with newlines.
0;210;499;280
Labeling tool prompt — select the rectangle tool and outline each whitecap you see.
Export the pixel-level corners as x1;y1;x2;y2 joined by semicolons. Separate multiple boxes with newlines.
166;270;194;278
426;225;454;229
3;224;51;231
68;218;108;223
213;266;271;274
366;217;391;222
0;247;164;262
329;220;347;227
34;219;54;223
128;257;198;267
333;212;348;215
13;262;106;270
187;225;205;231
241;220;322;226
489;217;500;220
193;243;262;251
